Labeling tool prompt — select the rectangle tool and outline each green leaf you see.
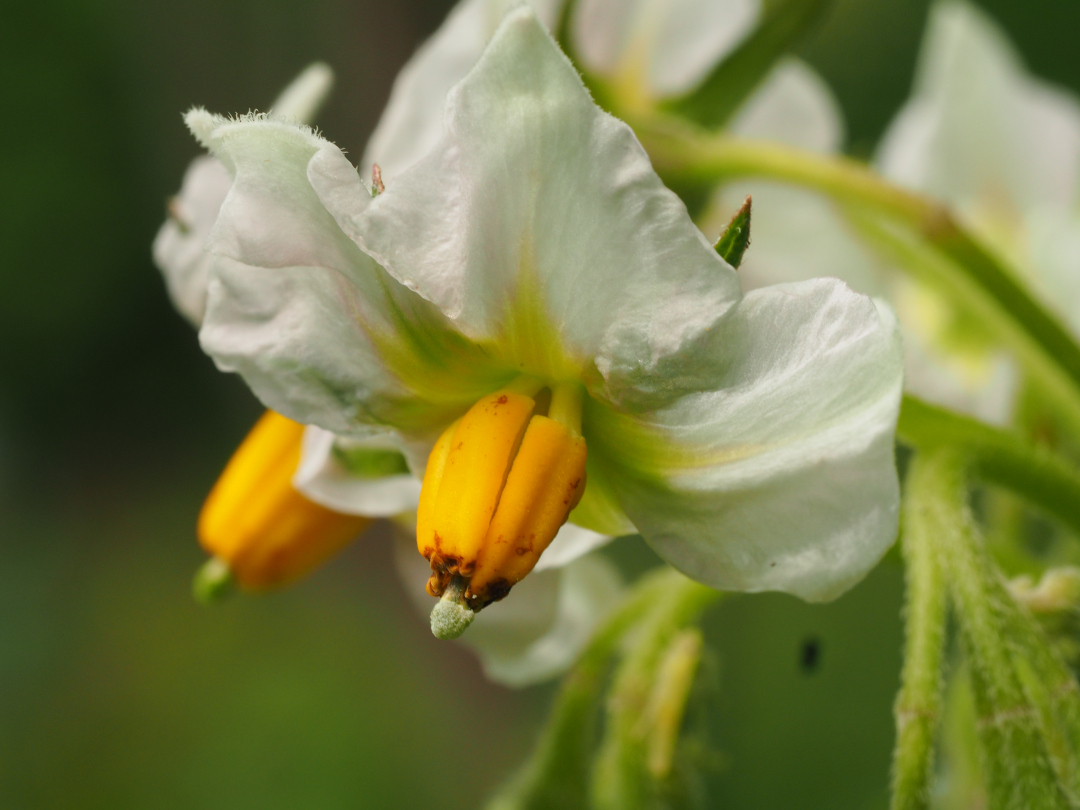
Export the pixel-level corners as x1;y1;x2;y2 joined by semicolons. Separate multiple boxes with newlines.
713;195;752;268
660;0;832;130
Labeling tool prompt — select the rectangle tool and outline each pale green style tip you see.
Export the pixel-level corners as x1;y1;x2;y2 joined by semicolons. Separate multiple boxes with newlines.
430;597;475;640
193;557;235;604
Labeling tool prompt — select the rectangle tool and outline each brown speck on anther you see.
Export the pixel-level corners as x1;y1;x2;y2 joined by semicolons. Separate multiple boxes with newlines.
496;395;508;405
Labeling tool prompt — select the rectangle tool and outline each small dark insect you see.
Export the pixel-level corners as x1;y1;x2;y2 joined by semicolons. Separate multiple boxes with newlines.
800;636;821;673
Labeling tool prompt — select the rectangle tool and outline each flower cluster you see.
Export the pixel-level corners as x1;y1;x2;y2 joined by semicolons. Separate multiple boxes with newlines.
155;0;903;681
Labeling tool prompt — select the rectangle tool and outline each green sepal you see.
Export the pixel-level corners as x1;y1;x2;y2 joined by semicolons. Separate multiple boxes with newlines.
713;196;752;269
659;0;831;130
331;444;411;479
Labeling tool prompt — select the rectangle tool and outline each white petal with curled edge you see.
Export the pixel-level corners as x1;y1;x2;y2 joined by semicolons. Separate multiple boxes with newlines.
363;0;562;182
152;156;232;325
591;280;903;603
877;1;1080;215
392;532;624;687
293;426;422;517
348;8;742;412
154;64;335;327
573;0;760;98
193;112;503;439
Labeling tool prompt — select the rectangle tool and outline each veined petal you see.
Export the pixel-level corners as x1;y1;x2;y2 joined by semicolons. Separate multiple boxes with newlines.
877;0;1080;216
573;0;760;98
348;8;742;411
152;156;232;325
153;64;334;327
393;532;624;686
363;0;562;182
192;112;505;439
590;279;903;602
293;426;422;517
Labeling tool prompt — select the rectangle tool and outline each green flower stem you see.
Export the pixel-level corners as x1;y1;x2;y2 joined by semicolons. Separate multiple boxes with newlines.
486;567;711;810
897;395;1080;539
891;470;949;810
590;574;722;810
635;121;1080;432
911;449;1070;809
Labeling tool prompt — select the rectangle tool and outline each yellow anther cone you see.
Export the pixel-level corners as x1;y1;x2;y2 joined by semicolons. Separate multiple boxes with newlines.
417;383;588;615
469;416;587;603
420;391;535;579
198;410;371;590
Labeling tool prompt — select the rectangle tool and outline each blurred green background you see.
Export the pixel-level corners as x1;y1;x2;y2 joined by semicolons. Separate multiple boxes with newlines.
2;0;1079;807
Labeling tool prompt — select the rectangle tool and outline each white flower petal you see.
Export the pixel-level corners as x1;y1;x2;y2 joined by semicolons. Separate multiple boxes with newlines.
728;58;844;153
362;0;561;182
269;62;334;124
533;522;613;572
349;8;742;411
152;156;232;325
392;532;624;686
877;1;1080;215
194;114;506;438
591;280;903;602
154;65;335;327
1026;207;1080;338
900;321;1017;426
293;426;422;516
574;0;760;98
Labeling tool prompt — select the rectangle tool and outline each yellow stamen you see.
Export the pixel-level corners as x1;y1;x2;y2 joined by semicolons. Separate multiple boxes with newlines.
418;382;587;613
198;410;372;591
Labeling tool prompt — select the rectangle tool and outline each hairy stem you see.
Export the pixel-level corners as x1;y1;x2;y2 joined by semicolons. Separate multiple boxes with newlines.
891;476;949;810
910;449;1070;809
